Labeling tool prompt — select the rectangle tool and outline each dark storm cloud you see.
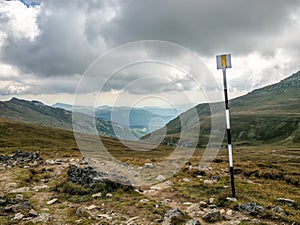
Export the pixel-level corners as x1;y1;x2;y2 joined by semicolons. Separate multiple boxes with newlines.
1;0;112;77
2;0;300;78
102;0;300;55
0;0;299;96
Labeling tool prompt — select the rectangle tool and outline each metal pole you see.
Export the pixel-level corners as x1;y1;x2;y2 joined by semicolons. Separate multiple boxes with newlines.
222;68;236;198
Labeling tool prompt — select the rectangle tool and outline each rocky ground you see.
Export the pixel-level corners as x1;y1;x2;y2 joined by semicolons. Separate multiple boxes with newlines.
0;150;299;225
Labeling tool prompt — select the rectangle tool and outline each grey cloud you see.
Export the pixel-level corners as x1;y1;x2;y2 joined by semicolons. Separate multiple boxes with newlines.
0;0;300;97
2;0;300;79
1;0;111;77
103;0;300;55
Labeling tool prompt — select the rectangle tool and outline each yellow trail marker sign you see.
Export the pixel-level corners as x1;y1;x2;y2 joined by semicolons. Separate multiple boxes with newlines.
217;54;232;69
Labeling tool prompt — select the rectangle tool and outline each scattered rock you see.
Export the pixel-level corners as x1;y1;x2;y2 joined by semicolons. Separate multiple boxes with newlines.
55;159;63;164
140;199;149;203
165;208;184;219
255;205;265;213
106;193;113;197
45;159;55;165
12;151;39;162
29;209;38;217
185;219;201;225
277;198;296;207
183;202;193;205
150;180;174;190
97;214;113;220
183;178;191;183
186;203;200;214
220;209;226;215
67;165;131;187
238;202;264;215
161;199;172;205
226;197;237;202
126;216;139;224
9;187;30;193
31;212;51;223
92;192;102;198
238;202;256;215
5;182;18;189
209;198;215;204
163;208;184;225
15;194;24;201
209;204;217;209
0;151;39;167
47;198;58;205
272;206;287;216
156;175;166;181
226;209;234;217
4;201;32;212
144;163;154;168
79;157;89;165
32;185;48;192
202;211;222;222
86;205;97;210
13;212;24;220
203;180;214;185
75;207;85;215
199;201;208;207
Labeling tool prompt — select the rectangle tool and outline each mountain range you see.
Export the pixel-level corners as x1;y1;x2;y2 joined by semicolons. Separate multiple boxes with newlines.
0;98;122;139
52;103;178;138
0;71;299;146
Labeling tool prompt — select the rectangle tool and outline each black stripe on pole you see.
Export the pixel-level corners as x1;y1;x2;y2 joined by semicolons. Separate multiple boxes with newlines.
226;129;232;145
222;69;236;198
224;89;229;109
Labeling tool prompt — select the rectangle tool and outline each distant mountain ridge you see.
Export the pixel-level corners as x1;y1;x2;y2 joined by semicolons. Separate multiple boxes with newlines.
0;98;178;140
1;71;299;145
53;103;178;138
0;97;124;139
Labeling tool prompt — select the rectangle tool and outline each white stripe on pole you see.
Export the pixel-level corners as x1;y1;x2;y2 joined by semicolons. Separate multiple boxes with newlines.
228;144;233;167
225;109;231;129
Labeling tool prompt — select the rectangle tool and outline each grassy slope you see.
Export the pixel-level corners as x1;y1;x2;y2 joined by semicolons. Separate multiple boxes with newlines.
0;98;127;139
0;119;299;224
160;71;300;146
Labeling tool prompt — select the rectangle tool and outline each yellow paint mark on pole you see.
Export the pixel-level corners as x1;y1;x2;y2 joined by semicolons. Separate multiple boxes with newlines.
221;55;227;68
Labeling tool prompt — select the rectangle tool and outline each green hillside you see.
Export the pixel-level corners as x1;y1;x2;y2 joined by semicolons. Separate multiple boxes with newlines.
0;98;126;139
153;71;300;147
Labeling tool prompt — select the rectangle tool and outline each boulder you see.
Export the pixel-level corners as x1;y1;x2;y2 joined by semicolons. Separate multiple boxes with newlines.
47;198;58;205
163;208;184;225
31;213;51;223
13;212;24;220
150;180;174;190
238;202;265;215
277;198;296;207
15;194;24;202
238;202;256;215
29;209;38;217
156;175;166;181
4;200;32;212
92;192;102;198
67;165;131;187
202;211;222;222
272;206;287;216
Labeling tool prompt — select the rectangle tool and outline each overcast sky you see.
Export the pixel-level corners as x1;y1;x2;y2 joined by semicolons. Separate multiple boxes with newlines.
0;0;299;107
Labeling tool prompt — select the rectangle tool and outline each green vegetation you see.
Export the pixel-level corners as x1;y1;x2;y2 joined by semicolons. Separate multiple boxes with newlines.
0;71;299;224
154;71;300;147
0;119;299;224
